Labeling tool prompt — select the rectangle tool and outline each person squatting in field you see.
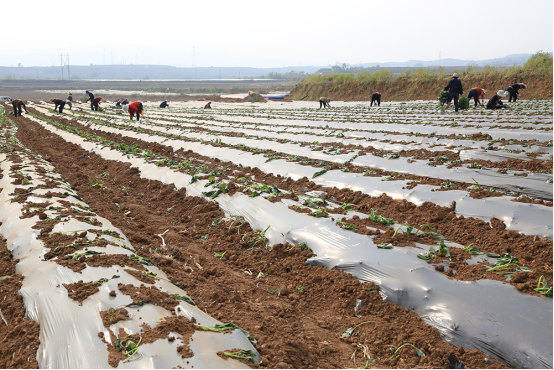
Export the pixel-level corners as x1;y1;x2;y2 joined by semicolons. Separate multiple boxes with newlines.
160;100;169;108
66;92;73;110
11;99;28;117
370;92;381;106
486;90;509;110
85;90;96;110
123;101;144;121
51;98;66;113
204;102;212;109
319;97;331;108
467;87;486;107
505;83;527;102
443;73;464;112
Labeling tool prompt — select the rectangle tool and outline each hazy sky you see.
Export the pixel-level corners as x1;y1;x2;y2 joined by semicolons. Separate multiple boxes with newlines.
3;0;552;68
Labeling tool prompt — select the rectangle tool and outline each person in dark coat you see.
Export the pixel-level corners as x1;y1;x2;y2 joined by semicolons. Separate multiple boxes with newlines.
92;97;102;111
505;83;527;102
51;98;66;113
370;92;381;106
204;102;212;109
486;90;509;110
85;90;95;111
160;100;169;108
11;99;28;117
443;73;463;112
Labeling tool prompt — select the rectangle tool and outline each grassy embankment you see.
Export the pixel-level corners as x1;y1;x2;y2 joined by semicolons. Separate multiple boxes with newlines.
290;54;553;101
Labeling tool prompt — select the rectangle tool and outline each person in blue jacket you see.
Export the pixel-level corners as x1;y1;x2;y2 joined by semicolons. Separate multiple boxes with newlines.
443;73;463;112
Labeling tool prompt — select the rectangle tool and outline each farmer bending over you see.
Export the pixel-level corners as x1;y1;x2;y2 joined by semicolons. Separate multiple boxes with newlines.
11;99;28;117
124;101;144;121
467;87;486;107
505;83;527;102
51;98;66;113
204;102;212;109
160;100;169;108
66;92;73;110
443;73;463;112
319;97;331;108
85;90;95;111
370;92;381;106
486;90;509;110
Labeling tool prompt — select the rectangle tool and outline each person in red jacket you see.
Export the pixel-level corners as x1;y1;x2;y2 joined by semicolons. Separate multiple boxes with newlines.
204;102;212;109
123;101;144;121
92;96;102;111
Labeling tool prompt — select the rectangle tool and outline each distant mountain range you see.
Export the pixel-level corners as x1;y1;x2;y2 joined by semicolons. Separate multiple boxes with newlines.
0;53;549;80
359;53;553;68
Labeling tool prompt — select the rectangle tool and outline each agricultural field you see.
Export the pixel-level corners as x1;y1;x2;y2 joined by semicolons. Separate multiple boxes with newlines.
0;97;552;369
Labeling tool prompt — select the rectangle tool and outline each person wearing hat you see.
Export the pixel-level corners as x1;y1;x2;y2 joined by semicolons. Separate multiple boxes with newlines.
467;87;486;107
124;101;144;121
66;92;73;110
51;98;67;113
11;99;29;117
319;97;331;109
370;92;382;106
443;73;464;112
505;83;527;102
204;102;212;109
160;100;169;108
486;90;509;110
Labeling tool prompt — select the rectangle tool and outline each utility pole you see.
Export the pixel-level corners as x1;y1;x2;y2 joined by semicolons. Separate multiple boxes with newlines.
66;53;70;80
60;53;64;80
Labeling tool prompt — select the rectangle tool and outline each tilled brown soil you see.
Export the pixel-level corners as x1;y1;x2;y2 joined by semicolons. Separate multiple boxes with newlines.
16;106;554;293
0;109;510;368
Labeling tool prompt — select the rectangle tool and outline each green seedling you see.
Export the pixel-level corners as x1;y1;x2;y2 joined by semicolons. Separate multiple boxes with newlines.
141;271;185;289
310;207;329;218
214;251;226;259
100;172;109;178
389;343;425;359
437;240;452;260
195;323;256;344
367;209;395;226
486;253;532;274
129;254;154;266
312;167;328;179
376;243;394;249
92;275;120;286
297;286;304;292
223;349;258;364
467;178;481;190
340;203;353;211
66;250;105;260
229;216;246;234
242;225;270;248
392;222;414;237
189;175;198;184
342;321;378;338
113;335;142;363
338;222;357;230
534;276;553;297
173;294;196;306
199;234;209;241
285;242;312;253
417;247;437;260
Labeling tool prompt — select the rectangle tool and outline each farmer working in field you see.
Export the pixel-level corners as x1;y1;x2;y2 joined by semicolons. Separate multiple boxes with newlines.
11;99;28;117
160;100;169;108
123;101;144;121
319;97;331;108
51;98;66;113
370;92;381;106
85;90;96;111
66;92;73;110
505;83;527;102
443;73;463;112
204;102;212;109
467;87;486;107
91;96;102;111
486;90;509;110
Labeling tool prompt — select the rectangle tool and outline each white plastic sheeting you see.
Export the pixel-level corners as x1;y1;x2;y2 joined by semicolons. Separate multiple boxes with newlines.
0;148;257;368
26;117;553;368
